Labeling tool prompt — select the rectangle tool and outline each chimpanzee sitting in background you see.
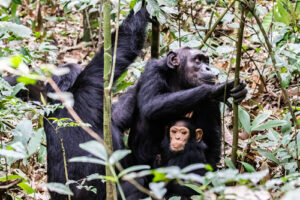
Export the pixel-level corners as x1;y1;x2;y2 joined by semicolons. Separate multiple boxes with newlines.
155;118;207;198
128;47;247;170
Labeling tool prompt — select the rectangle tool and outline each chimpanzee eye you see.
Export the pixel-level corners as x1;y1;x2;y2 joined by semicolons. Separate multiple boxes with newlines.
172;130;177;134
182;131;187;135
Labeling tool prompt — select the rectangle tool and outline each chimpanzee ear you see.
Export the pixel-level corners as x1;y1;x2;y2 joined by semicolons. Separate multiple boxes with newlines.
195;128;203;143
167;51;180;69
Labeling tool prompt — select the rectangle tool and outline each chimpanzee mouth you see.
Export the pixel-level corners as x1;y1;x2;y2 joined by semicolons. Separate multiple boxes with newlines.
203;78;216;85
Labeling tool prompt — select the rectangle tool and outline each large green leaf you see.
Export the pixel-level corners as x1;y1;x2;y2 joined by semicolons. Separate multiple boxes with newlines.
27;128;43;156
118;165;150;178
238;106;251;134
257;149;280;164
241;162;256;173
262;10;273;33
252;120;287;131
274;0;292;25
0;22;31;38
108;149;131;165
18;182;35;194
46;183;73;196
252;112;270;128
79;140;107;161
69;156;106;165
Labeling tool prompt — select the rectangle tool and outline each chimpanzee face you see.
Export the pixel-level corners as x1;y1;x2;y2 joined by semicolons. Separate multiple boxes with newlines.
168;120;204;152
183;49;216;87
167;48;216;88
169;121;191;152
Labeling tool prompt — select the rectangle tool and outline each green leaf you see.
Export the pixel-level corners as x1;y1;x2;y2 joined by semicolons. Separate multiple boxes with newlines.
133;1;142;14
0;175;22;181
168;197;181;200
18;182;35;194
11;83;26;96
118;165;150;178
0;22;31;38
27;129;43;156
252;112;270;128
16;76;37;85
69;156;106;165
146;0;160;17
257;149;280;164
262;10;273;34
182;163;205;173
224;157;236;169
0;149;25;159
184;184;203;195
280;73;291;88
0;0;12;7
12;0;21;4
267;129;280;142
9;55;22;68
274;0;292;25
46;183;73;195
11;119;33;146
241;162;256;172
251;120;287;131
149;182;166;199
79;141;107;161
108;149;131;165
238;106;251;134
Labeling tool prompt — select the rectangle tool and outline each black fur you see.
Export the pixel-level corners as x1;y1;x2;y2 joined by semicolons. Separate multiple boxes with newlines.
128;47;247;171
44;8;148;200
158;118;207;198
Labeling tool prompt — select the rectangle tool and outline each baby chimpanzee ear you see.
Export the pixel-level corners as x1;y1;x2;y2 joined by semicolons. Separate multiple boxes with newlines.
167;51;180;69
195;128;203;143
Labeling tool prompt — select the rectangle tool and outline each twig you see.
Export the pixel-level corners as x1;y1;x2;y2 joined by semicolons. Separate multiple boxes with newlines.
199;0;237;49
85;9;95;49
47;79;106;148
190;4;214;51
98;0;103;49
231;3;246;166
0;178;23;190
244;51;268;92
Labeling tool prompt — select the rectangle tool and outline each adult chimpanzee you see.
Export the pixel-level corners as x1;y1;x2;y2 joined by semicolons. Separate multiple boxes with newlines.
157;118;207;198
3;63;82;102
128;47;247;170
44;8;148;200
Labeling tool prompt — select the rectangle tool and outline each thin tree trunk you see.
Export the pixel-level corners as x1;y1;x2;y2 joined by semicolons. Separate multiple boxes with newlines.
103;1;117;199
231;5;246;167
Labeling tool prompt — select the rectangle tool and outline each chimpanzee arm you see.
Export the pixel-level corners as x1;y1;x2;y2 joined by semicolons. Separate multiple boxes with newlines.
112;85;137;131
138;76;234;120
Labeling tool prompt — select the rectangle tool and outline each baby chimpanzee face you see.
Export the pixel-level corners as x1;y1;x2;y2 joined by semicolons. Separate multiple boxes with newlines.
169;121;203;152
169;122;191;151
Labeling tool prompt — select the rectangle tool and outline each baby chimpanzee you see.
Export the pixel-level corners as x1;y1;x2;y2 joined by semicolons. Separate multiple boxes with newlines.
155;117;207;198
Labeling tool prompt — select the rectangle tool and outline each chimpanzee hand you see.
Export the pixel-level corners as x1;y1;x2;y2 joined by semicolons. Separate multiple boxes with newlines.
210;79;247;108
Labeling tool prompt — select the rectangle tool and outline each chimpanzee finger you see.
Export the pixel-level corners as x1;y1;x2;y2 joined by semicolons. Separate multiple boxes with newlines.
225;100;233;110
230;80;246;93
231;88;247;99
226;80;235;90
233;95;247;104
